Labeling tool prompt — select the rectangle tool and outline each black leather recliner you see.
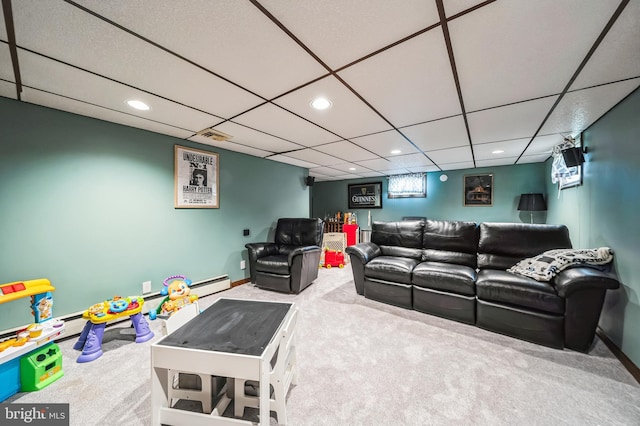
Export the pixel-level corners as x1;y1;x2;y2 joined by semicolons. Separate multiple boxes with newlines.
245;218;324;294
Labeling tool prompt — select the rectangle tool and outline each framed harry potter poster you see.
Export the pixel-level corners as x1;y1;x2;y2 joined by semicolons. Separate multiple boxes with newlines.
174;145;219;208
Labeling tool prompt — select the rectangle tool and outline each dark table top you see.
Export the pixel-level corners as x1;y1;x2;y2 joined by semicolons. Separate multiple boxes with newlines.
157;298;293;356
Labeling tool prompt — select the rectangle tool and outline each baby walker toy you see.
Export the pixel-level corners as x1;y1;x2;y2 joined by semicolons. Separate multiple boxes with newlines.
73;295;153;363
148;275;198;320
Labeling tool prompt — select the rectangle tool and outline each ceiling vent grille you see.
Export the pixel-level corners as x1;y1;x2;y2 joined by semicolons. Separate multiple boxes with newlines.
196;128;233;142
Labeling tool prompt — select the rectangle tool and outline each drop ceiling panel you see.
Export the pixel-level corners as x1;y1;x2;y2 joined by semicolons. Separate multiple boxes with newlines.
571;0;640;90
387;153;434;168
308;167;345;177
338;29;461;127
517;153;552;164
22;88;194;139
467;96;558;144
522;134;565;157
476;157;521;168
329;163;367;173
274;75;392;138
187;134;273;158
314;141;378;163
0;82;17;99
351;130;419;157
210;121;301;153
75;0;327;99
261;0;439;69
19;50;220;133
406;165;440;173
401;115;468;151
356;170;386;178
267;154;319;169
540;79;640;136
1;44;13;80
443;0;494;17
426;146;473;165
440;161;475;171
284;149;342;166
355;158;395;171
473;138;530;161
12;1;263;118
449;0;622;111
231;103;338;147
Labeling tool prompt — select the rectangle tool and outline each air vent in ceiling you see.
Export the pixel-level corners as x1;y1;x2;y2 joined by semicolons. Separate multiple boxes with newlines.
196;128;233;142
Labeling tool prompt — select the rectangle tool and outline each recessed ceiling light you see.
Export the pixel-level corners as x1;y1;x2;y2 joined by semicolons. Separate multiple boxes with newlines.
349;167;356;171
390;149;401;155
492;149;505;154
126;100;150;111
310;97;332;110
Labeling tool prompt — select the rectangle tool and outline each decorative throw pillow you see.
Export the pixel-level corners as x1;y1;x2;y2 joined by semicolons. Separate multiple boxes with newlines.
507;247;613;281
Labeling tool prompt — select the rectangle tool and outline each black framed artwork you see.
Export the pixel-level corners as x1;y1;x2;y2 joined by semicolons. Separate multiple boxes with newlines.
348;182;383;209
463;174;493;206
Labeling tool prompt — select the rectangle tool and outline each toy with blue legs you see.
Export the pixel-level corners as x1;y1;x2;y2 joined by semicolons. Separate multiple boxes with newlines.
73;295;154;363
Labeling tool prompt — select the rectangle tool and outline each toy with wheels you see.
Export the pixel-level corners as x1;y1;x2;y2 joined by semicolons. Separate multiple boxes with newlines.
322;248;345;268
148;275;198;320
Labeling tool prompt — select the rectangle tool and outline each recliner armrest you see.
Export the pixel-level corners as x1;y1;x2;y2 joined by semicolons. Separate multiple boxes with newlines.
345;242;381;264
553;267;620;297
245;242;279;259
287;245;321;266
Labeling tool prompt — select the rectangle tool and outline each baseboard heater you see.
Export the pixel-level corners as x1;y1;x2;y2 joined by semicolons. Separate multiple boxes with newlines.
0;275;231;340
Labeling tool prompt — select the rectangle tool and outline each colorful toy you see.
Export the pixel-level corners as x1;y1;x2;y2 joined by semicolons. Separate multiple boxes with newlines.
149;275;198;320
20;342;63;391
322;248;345;268
73;295;153;363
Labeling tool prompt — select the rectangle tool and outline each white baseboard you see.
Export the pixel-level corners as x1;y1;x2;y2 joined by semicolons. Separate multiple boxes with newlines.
1;275;231;340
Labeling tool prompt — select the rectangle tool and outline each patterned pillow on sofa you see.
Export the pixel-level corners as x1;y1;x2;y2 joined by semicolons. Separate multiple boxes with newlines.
507;247;613;281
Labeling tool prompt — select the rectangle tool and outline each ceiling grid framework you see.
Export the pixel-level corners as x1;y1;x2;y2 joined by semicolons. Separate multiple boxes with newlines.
0;0;637;180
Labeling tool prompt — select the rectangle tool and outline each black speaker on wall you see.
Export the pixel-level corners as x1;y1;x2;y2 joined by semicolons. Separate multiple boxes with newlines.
561;147;585;168
305;176;315;186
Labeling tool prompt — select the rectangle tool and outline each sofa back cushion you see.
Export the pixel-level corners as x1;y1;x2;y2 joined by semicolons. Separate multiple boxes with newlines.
371;220;423;260
478;222;572;270
275;218;324;247
422;220;479;268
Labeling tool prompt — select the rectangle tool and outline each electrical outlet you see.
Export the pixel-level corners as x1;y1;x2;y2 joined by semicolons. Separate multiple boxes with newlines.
240;260;246;270
142;281;152;294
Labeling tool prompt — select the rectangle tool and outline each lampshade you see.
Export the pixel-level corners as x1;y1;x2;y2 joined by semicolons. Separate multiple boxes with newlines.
518;193;547;211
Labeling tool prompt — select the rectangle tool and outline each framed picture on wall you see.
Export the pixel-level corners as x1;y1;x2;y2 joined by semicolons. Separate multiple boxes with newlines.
348;182;383;209
463;174;493;206
174;145;219;208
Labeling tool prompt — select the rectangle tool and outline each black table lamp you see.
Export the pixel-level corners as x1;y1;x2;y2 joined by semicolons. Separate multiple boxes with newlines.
518;193;547;224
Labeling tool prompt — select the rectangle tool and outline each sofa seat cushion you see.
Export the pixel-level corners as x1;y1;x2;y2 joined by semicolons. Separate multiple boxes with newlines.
476;270;564;315
255;255;290;275
365;256;419;284
412;261;476;296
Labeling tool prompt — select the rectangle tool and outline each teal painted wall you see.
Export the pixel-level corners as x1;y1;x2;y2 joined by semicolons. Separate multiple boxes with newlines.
0;97;310;329
546;88;640;367
313;163;548;226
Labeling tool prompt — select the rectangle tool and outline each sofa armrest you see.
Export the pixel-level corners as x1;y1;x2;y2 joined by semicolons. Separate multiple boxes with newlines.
345;242;381;264
554;267;620;297
287;245;321;266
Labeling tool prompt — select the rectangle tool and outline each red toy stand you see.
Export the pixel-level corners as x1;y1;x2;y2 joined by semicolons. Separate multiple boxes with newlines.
343;224;359;246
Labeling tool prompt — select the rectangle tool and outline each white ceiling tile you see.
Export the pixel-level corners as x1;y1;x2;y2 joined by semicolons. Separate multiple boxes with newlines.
406;165;441;173
19;50;220;133
75;0;328;99
0;45;13;81
541;79;640;136
449;0;622;110
355;158;395;171
351;130;419;157
467;96;558;144
261;0;439;69
314;141;378;162
387;153;434;168
475;158;519;168
473;138;531;161
22;88;194;139
334;173;363;180
308;167;345;177
338;30;461;127
0;82;17;99
401;115;468;151
517;153;552;164
444;0;492;17
267;154;319;169
440;161;475;171
285;149;341;166
13;1;264;118
571;0;640;90
273;75;392;138
0;9;6;39
356;170;386;178
522;134;565;157
211;121;301;153
232;103;338;147
188;134;273;158
426;146;473;165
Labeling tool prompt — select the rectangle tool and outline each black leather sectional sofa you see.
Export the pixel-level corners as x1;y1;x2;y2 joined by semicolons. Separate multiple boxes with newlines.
345;219;619;352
